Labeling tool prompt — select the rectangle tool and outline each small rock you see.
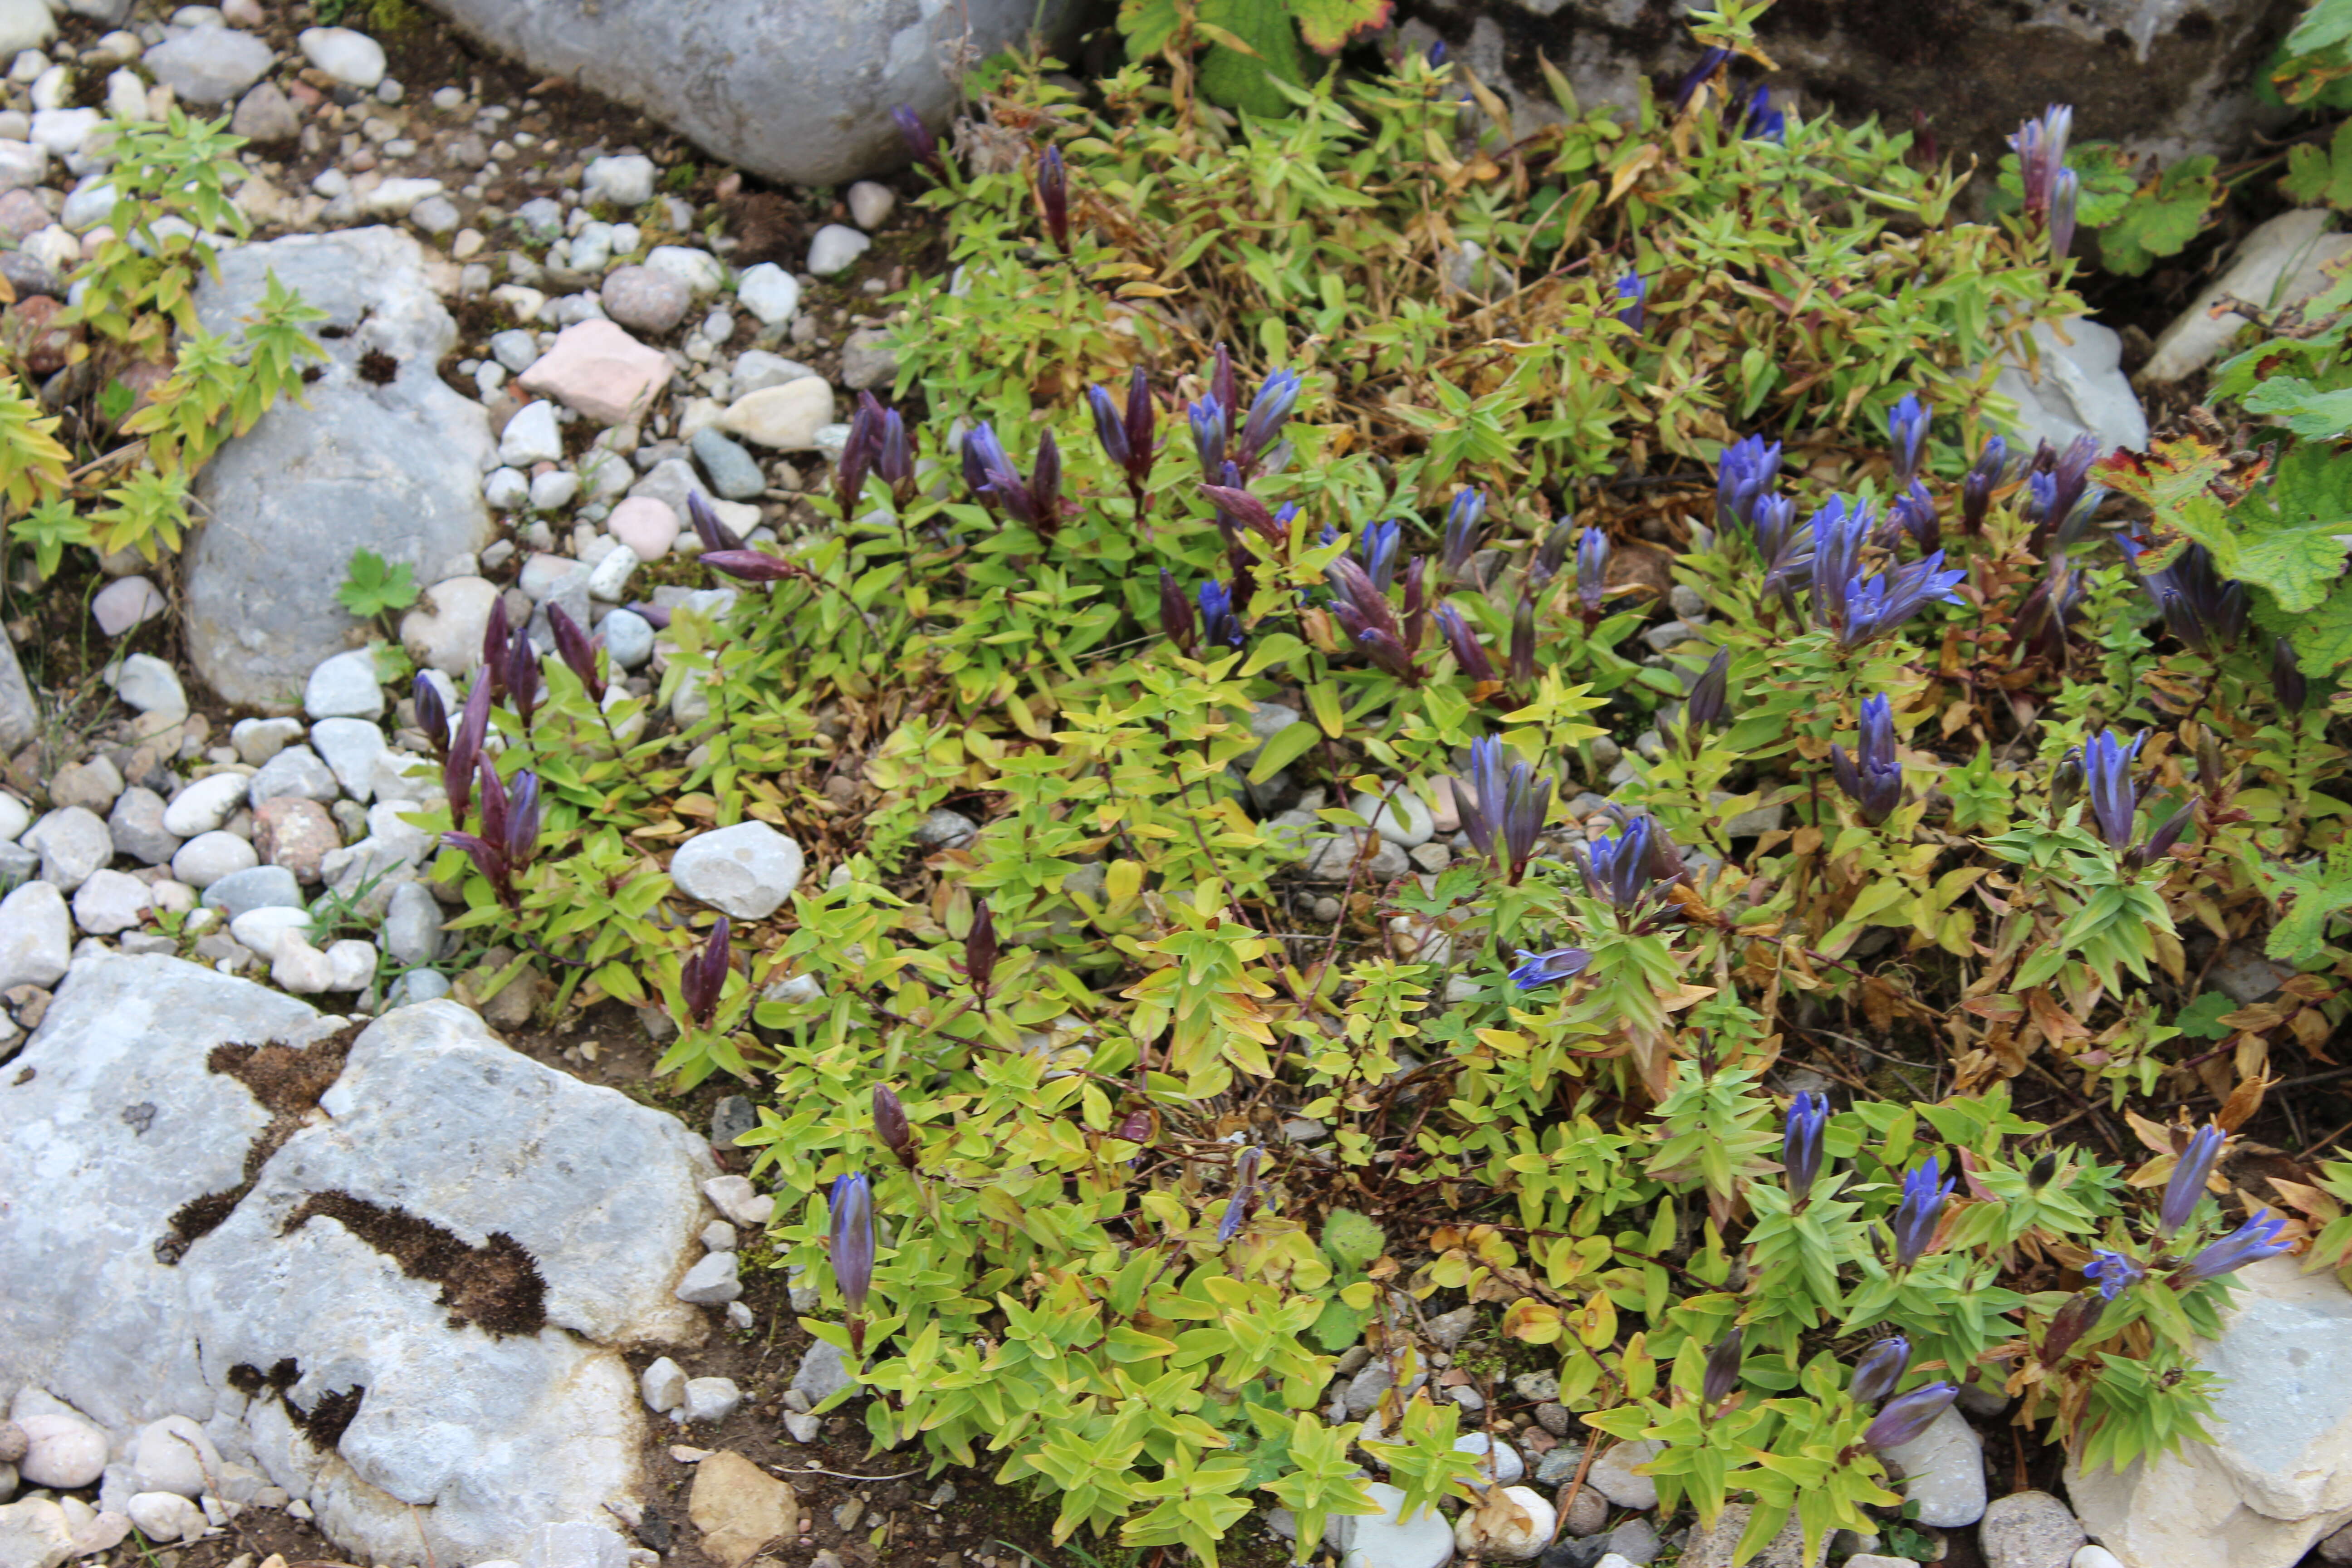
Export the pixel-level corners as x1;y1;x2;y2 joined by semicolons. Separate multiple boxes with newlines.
162;773;250;837
501;399;565;467
201;864;303;917
644;245;725;296
701;1220;736;1252
687;1450;798;1568
846;181;894;230
680;1377;741;1423
1456;1485;1556;1561
272;933;336;993
172;831;258;889
669;821;805;920
518;319;673;427
24;808;112;891
730;349;817;396
701;1175;774;1229
719;378;833;450
1848;1558;1923;1568
49;756;124;814
806;224;869;276
790;1341;853;1407
600;609;655;669
529;469;579;511
583;153;656;209
249;744;339;805
1977;1491;2085;1568
1558;1486;1607;1535
1423;1306;1475;1350
0;882;69;990
70;868;150;935
229;80;299;142
230;715;306;765
256;798;341;882
914;808;978;848
1452;1432;1524;1484
640;1357;686;1414
143;25;270;105
606;496;680;561
16;1410;107;1488
1349;787;1435;848
1680;1503;1825;1568
600;264;692;335
733;263;799;326
675;1250;742;1304
382;879;445;965
1328;1481;1451;1568
400;575;503;676
108;652;187;720
587;543;640;602
838;327;897;392
690;427;765;501
304;648;387;720
126;1490;206;1544
1880;1405;1986;1527
92;575;167;636
126;1416;219;1499
298;25;386;87
310;718;388;801
1586;1439;1659;1509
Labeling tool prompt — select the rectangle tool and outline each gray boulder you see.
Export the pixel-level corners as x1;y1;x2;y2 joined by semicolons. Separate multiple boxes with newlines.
413;0;1077;187
184;229;496;707
0;625;35;755
0;953;718;1565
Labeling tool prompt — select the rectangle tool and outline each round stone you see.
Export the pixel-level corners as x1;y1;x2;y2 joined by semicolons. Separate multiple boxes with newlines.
71;869;151;935
162;771;251;837
298;25;387;87
17;1412;107;1488
598;608;654;669
230;904;314;959
719;378;833;450
172;829;259;889
400;575;503;676
669;820;804;920
201;863;304;917
806;223;870;276
733;262;799;326
599;264;691;335
606;496;679;560
305;648;387;720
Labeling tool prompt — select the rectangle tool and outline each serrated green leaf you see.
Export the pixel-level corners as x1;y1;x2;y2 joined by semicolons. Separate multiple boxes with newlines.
2261;846;2352;962
2097;157;2218;277
2201;443;2352;610
2288;0;2352;58
336;547;421;618
2240;375;2352;439
1291;0;1389;54
1321;1207;1384;1268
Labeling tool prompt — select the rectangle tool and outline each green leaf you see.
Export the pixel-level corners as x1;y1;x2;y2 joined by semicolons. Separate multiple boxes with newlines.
2097;157;2219;277
337;547;421;617
1196;0;1307;115
1290;0;1390;54
2239;375;2352;440
2289;0;2352;58
1321;1207;1385;1268
1247;720;1321;784
2195;443;2352;610
2260;845;2352;963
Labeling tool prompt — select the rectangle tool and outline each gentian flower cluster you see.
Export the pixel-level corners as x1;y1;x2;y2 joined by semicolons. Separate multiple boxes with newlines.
1456;735;1554;884
836;392;912;514
1328;556;1423;681
2143;542;2248;655
1198;580;1247;649
961;421;1062;530
1087;365;1158;506
2072;729;2194;871
1960;439;2007;535
1716;435;1783;540
1888;1154;1953;1268
2009;104;2073;224
440;760;542;911
1806;495;1967;647
1567;812;1681;925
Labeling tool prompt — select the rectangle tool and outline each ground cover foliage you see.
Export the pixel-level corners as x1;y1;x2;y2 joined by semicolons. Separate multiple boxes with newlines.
284;5;2352;1565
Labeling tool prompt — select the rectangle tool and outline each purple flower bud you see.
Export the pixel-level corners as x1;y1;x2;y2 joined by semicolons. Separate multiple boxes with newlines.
2041;1290;2105;1364
446;673;493;829
1198;579;1246;649
830;1170;875;1331
1702;1326;1744;1406
2274;636;2310;715
1676;648;1731;756
546;603;603;701
505;625;541;733
1436;605;1497;684
1188;396;1228;481
482;595;511;701
837;395;879;515
892;105;945;178
681;915;730;1029
1613;271;1646;333
1715;435;1782;539
2009;104;2073;222
1235;369;1302;474
1218;1146;1262;1243
1888;393;1928;487
413;675;450;760
1508;946;1591;989
1028;427;1063;529
1830;693;1902;826
1575;527;1612;615
964;897;999;999
504;769;541;870
874;404;912;494
1849;1337;1910;1406
1160;568;1199;657
2050;166;2080;260
1457;735;1555;883
475;755;509;868
1088;383;1131;471
1672;45;1730;113
1036;144;1069;251
701;549;800;584
1862;1382;1956;1452
1889;1154;1954;1268
874;1084;916;1170
1961;439;2008;536
1531;520;1575;587
687;491;744;554
1891;480;1940;552
2158;1125;2226;1238
961;422;1037;524
1508;592;1537;687
1441;489;1485;582
438;830;509;898
1783;1090;1827;1205
2180;1209;2292;1282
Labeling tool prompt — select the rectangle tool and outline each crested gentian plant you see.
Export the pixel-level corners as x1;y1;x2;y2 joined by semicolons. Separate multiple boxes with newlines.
2009;104;2073;223
2142;541;2248;655
2178;1210;2292;1282
1889;1155;1954;1268
1887;393;1927;487
2156;1124;2225;1238
1862;1382;1956;1452
1614;272;1647;332
1716;435;1782;539
1456;735;1553;884
1849;1337;1909;1405
1782;1090;1827;1206
1509;946;1592;988
1575;527;1612;617
681;914;731;1029
831;1170;875;1353
1830;693;1903;826
1441;488;1484;582
441;763;543;911
2075;729;2194;871
1960;439;2007;535
1087;365;1157;508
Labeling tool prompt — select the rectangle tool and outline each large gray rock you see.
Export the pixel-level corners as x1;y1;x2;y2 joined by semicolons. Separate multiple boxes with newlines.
0;625;35;755
414;0;1076;187
1400;0;2292;174
0;953;718;1565
184;229;496;707
2066;1255;2352;1568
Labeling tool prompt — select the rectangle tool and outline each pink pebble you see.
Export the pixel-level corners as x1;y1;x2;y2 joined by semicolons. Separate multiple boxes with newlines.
93;575;167;637
608;496;680;560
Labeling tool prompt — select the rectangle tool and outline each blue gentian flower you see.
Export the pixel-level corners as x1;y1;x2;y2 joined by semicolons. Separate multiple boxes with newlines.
1863;1383;1956;1452
1358;519;1403;594
1614;272;1647;332
1783;1090;1827;1205
1849;1337;1910;1406
1198;580;1245;648
1575;527;1612;614
1961;439;2008;535
1509;946;1592;989
2157;1124;2226;1238
2084;1250;2145;1300
1715;433;1782;539
1830;693;1902;826
1456;735;1554;883
1218;1146;1261;1242
1442;489;1485;581
2181;1210;2293;1282
1189;394;1226;480
1888;394;1928;486
1889;1155;1954;1267
2009;104;2073;221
